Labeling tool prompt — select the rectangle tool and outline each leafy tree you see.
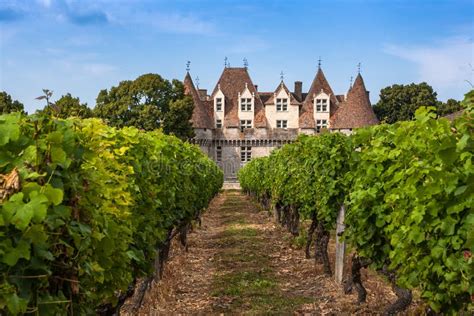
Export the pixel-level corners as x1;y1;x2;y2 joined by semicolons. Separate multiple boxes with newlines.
94;74;194;139
437;98;462;116
0;91;25;114
373;83;438;123
38;92;92;118
163;97;195;139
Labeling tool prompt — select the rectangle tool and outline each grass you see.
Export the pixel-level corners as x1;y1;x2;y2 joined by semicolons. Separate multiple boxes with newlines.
210;192;313;314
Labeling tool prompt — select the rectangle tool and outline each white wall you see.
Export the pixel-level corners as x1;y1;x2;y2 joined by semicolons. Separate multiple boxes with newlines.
238;85;255;123
214;88;225;126
265;88;299;129
313;91;331;128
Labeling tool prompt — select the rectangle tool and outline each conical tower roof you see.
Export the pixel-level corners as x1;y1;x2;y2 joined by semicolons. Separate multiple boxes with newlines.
184;72;213;129
330;74;379;129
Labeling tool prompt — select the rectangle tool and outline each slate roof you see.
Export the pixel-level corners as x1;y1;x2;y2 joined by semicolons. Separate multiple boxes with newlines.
299;68;339;128
184;72;213;129
210;67;267;128
330;74;379;129
259;92;273;105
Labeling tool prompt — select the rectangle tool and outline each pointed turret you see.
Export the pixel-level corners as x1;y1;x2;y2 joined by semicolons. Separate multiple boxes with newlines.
330;74;379;129
184;72;213;129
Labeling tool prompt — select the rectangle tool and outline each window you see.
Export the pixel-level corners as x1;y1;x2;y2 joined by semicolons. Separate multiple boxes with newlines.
216;146;222;162
216;98;223;111
216;119;222;128
240;98;252;111
316;119;328;132
316;98;328;112
276;98;288;111
276;120;288;128
240;146;252;162
240;120;252;132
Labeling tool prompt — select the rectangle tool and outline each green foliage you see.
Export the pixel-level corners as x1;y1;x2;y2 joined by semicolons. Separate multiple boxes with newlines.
239;132;352;229
0;91;24;115
94;74;194;140
373;82;438;123
240;90;474;313
345;103;473;313
437;98;462;116
39;93;92;118
0;113;222;315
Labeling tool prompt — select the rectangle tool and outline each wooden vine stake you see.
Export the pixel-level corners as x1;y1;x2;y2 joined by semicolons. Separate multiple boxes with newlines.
335;205;346;284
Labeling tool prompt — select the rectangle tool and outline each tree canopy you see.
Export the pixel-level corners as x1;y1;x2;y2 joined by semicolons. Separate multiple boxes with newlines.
373;83;438;123
0;91;25;114
94;73;194;139
437;98;462;116
39;93;92;118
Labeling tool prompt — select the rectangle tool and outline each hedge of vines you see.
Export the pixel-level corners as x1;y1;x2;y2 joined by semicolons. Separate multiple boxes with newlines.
0;113;223;315
239;97;473;314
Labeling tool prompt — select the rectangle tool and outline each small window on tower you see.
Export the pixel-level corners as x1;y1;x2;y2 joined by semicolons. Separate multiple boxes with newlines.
315;98;329;112
276;98;288;111
241;98;252;111
216;98;223;111
276;120;288;128
316;119;328;132
240;120;252;132
216;119;222;128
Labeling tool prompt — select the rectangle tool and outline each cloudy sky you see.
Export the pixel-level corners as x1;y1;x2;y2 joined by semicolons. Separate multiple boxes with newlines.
0;0;473;113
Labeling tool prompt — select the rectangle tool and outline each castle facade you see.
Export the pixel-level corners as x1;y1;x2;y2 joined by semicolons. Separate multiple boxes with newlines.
185;65;378;181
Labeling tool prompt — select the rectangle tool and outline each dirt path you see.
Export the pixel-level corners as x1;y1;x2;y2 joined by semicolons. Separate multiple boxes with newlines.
131;191;419;315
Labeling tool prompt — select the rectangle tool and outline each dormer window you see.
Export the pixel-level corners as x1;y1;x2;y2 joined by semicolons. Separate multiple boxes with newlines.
216;98;223;111
240;98;252;111
276;98;288;111
276;120;288;128
240;119;252;132
316;98;328;112
316;119;328;132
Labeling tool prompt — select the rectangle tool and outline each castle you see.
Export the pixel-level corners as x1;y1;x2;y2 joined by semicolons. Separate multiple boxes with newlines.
184;64;379;181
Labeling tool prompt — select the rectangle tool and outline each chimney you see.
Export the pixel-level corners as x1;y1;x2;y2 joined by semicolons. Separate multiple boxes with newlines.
254;85;258;91
198;89;208;100
294;81;302;101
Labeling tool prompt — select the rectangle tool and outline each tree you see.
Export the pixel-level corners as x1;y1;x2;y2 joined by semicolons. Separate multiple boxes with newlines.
437;98;462;116
0;91;25;114
39;93;92;118
94;74;194;139
163;97;195;139
373;83;438;123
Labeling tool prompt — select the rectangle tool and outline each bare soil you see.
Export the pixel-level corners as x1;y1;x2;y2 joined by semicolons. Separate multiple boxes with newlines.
123;190;422;315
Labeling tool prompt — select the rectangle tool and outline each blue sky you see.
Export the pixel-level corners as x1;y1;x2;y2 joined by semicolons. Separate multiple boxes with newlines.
0;0;473;113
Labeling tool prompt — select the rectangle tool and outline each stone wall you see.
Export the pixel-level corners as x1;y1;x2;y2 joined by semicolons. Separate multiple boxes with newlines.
192;127;300;181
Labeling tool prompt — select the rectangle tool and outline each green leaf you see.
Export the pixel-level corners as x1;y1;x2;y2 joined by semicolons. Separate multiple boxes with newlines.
6;292;28;315
9;192;48;230
43;185;64;206
50;146;67;164
2;239;30;266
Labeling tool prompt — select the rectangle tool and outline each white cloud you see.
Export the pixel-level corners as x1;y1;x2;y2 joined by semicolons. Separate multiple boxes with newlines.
384;36;474;99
